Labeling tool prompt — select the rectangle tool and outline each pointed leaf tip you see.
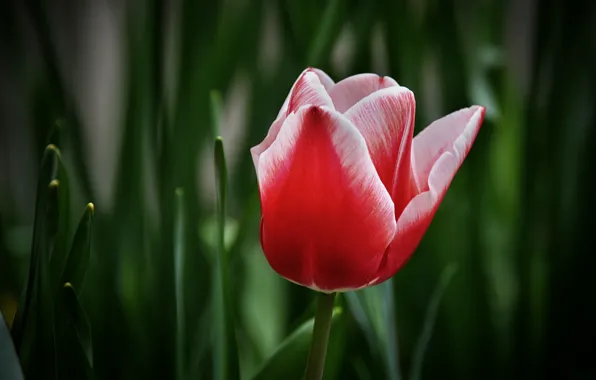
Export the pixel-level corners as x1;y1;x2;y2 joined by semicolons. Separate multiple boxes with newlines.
86;203;94;216
210;90;223;139
60;204;94;294
45;144;61;156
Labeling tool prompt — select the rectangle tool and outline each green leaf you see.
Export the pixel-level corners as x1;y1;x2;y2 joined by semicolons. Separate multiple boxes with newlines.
0;311;24;380
46;180;60;247
212;136;239;380
60;203;94;294
410;264;458;380
11;144;58;357
174;188;186;380
49;153;71;293
250;307;343;380
61;283;93;366
55;283;94;380
31;180;60;380
210;90;223;139
198;216;239;255
346;280;401;380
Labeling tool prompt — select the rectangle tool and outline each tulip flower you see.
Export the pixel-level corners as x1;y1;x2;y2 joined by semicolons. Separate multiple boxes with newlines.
251;67;485;293
251;67;485;380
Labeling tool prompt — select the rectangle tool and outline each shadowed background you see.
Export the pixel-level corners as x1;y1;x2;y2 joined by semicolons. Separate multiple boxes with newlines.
1;0;595;379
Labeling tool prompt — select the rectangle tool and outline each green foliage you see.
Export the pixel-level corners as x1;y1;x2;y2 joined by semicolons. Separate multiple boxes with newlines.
409;264;457;380
346;280;401;380
1;0;595;379
7;144;95;379
212;134;240;379
250;307;343;380
174;188;187;380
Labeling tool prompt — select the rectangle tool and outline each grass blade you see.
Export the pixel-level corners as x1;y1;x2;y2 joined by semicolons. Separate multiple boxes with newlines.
49;153;71;293
210;90;223;139
55;283;94;379
12;145;58;350
60;203;94;294
212;136;239;380
410;264;458;380
32;180;60;380
174;188;186;380
61;283;93;367
346;280;401;380
250;307;343;380
12;145;59;373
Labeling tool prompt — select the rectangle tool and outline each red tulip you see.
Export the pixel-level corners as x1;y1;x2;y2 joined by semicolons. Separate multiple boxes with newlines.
251;68;485;293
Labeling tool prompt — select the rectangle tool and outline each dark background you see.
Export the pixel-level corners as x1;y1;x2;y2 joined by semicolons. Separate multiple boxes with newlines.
1;0;595;379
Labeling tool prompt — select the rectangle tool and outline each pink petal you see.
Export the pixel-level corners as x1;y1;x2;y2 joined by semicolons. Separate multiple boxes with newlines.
328;73;399;113
257;105;397;292
311;68;335;91
344;86;416;216
276;68;335;119
251;68;335;171
286;71;334;115
371;106;486;285
411;106;485;193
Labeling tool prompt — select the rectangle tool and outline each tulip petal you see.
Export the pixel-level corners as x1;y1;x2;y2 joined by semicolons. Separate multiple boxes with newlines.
257;105;397;292
286;71;334;115
344;86;416;215
250;117;284;172
328;73;399;113
372;106;486;285
277;68;335;119
311;68;335;91
410;106;485;192
252;68;335;171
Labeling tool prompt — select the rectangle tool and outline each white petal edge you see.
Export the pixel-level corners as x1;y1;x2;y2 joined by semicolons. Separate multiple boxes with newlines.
343;85;415;188
285;71;334;116
250;117;284;174
401;106;485;230
368;106;485;287
410;106;485;193
276;68;335;120
252;69;335;172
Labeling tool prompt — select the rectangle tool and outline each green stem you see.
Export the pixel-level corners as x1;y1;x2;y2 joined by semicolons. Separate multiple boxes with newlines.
304;292;336;380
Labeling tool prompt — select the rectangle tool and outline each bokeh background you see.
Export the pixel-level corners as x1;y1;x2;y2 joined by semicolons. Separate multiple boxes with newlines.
1;0;596;379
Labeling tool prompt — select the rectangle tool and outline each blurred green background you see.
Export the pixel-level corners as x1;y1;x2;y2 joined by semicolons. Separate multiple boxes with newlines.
1;0;595;379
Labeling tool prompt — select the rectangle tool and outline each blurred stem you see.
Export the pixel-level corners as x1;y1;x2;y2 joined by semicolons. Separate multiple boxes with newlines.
307;0;343;67
304;292;336;380
174;188;186;380
384;281;401;380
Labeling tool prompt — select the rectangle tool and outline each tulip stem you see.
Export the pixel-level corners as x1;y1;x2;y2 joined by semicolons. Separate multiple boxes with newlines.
304;292;336;380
